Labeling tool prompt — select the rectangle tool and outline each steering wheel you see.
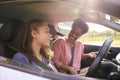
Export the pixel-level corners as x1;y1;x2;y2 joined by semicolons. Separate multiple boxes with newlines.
86;38;113;77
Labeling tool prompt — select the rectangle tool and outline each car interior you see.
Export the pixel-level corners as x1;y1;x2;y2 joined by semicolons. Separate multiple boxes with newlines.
0;0;120;80
0;19;25;59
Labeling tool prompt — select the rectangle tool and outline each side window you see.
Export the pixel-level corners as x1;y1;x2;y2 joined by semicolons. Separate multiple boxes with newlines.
58;22;120;47
58;22;72;36
80;23;120;47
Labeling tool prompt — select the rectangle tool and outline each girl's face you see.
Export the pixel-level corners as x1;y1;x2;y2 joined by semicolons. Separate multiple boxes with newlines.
32;25;51;47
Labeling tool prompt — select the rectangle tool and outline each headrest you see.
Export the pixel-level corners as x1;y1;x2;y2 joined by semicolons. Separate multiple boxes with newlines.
0;19;25;42
48;24;56;36
56;32;64;36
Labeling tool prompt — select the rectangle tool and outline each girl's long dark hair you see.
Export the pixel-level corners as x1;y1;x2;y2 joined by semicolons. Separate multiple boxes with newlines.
14;19;54;63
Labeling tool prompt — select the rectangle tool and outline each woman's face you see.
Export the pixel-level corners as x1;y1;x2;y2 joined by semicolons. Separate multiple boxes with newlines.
32;25;51;47
68;26;82;44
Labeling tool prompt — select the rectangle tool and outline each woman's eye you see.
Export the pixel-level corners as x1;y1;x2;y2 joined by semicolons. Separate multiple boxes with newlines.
76;33;80;36
70;30;74;34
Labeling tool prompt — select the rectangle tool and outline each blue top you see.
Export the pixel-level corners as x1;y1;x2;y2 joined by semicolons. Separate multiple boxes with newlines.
12;52;53;71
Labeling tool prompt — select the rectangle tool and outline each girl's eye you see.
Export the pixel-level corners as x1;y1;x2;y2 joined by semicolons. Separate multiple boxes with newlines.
46;30;50;33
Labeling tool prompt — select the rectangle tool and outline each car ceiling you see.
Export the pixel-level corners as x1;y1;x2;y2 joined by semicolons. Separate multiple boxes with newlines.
0;0;120;31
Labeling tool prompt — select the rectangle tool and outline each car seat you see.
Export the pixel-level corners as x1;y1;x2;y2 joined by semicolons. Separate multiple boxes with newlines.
0;19;25;59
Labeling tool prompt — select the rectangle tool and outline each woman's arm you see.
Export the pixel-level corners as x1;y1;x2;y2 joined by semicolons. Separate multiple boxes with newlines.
59;64;78;75
82;52;97;60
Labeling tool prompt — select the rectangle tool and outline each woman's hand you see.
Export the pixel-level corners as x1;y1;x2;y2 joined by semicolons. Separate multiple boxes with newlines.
88;52;98;58
73;72;87;77
78;72;87;76
59;64;78;75
67;66;78;75
82;51;98;59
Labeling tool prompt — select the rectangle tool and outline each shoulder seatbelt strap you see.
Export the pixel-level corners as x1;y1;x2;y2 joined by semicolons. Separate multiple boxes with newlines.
69;43;75;66
2;42;53;71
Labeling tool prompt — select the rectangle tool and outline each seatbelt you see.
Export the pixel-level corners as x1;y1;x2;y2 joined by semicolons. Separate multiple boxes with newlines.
2;42;53;71
3;42;17;52
69;43;75;66
33;58;53;71
0;41;17;58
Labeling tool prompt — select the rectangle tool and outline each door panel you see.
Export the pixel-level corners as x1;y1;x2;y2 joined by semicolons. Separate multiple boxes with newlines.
81;44;101;68
81;44;120;68
84;44;100;53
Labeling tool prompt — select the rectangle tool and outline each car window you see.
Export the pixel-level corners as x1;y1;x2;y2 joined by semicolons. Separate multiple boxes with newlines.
0;66;50;80
0;56;50;80
1;56;94;80
58;22;120;47
0;56;39;70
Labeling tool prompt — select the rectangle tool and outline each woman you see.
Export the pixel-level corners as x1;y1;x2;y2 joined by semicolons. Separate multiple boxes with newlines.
52;19;97;75
13;19;58;72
